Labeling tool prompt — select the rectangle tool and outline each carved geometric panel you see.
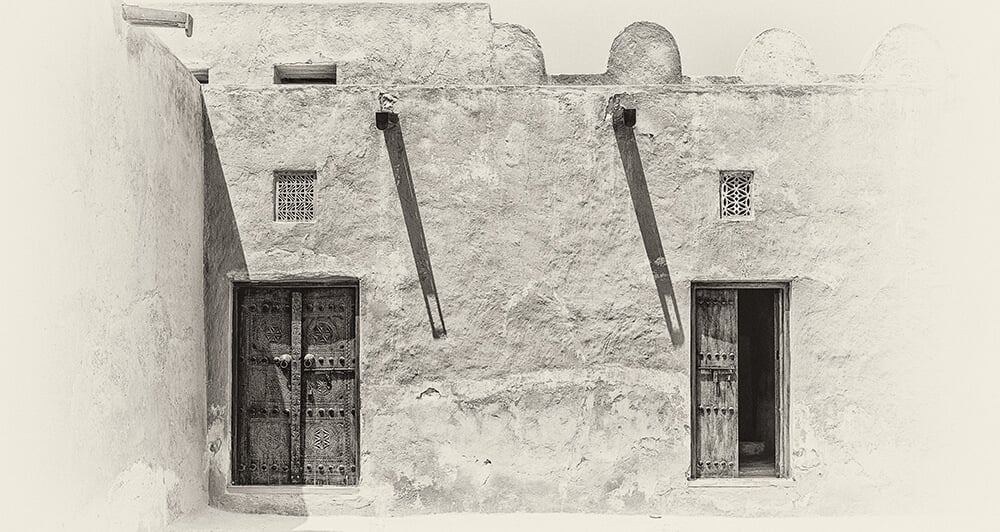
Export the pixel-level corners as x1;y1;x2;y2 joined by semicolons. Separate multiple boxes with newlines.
275;171;316;222
302;287;359;485
720;170;753;219
313;428;331;450
236;288;294;485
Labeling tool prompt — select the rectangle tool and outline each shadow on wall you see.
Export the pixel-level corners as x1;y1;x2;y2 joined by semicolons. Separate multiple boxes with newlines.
203;96;257;511
608;98;685;345
203;97;349;518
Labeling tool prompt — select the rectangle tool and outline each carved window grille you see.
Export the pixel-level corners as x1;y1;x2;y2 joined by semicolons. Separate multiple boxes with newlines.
275;171;316;222
720;170;753;219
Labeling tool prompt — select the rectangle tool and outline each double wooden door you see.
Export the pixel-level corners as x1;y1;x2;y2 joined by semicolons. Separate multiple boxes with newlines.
233;285;359;486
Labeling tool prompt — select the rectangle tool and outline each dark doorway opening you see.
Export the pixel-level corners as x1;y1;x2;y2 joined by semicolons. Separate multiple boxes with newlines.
737;288;777;477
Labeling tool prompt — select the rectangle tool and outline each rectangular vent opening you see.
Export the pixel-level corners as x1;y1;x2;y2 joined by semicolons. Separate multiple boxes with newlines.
274;63;337;84
189;67;209;84
720;170;753;219
275;171;316;222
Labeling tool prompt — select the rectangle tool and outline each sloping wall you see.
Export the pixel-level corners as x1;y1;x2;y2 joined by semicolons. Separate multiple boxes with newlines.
4;1;207;530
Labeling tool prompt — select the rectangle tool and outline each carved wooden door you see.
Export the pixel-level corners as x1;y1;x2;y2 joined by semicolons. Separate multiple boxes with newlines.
693;288;739;478
301;288;359;485
234;285;359;486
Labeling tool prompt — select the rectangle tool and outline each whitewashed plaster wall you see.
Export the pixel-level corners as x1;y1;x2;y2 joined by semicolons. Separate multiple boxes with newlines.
3;1;208;530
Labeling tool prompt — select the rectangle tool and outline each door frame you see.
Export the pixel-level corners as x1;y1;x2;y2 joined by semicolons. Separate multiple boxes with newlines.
230;277;361;485
689;280;790;479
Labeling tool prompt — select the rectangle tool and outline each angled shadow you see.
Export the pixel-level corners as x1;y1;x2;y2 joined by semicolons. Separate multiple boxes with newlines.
376;111;447;339
204;96;306;517
611;105;685;346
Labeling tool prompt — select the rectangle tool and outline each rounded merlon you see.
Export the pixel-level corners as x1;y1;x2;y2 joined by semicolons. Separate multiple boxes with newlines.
606;22;682;84
859;24;946;82
735;28;821;84
491;22;547;84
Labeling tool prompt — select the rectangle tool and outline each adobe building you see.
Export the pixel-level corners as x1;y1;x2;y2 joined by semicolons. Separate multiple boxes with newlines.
8;1;995;530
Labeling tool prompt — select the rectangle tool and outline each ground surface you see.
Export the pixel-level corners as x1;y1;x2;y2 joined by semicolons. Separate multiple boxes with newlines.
168;508;991;532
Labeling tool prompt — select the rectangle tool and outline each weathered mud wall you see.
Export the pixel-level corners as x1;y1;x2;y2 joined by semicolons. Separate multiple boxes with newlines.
142;0;980;520
198;80;948;515
153;2;546;85
4;1;207;530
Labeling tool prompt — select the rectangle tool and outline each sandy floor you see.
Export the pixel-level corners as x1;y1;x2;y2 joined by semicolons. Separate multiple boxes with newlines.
168;508;993;532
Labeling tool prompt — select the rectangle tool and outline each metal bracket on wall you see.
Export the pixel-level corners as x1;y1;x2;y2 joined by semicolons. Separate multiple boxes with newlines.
121;4;194;37
376;110;447;339
610;97;685;346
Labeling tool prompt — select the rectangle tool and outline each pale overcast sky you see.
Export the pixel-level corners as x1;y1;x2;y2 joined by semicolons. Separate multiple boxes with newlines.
167;0;997;76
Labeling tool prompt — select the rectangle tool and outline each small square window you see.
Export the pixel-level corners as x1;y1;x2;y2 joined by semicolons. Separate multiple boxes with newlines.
720;170;753;219
274;171;316;222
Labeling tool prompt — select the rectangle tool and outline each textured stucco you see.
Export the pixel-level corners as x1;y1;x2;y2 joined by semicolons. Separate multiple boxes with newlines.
606;22;683;84
735;29;821;84
5;1;208;530
1;1;991;529
153;2;546;85
196;80;950;516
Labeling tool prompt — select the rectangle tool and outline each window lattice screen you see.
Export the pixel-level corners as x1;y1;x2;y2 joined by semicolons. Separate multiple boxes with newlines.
275;171;316;222
720;171;753;218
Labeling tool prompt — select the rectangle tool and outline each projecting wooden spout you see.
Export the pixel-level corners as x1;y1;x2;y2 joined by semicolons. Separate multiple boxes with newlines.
121;4;194;37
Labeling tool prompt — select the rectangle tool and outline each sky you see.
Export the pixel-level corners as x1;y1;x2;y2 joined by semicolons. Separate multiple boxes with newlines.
165;0;998;76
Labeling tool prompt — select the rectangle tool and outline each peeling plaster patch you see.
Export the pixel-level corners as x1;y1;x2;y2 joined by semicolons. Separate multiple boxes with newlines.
418;387;442;399
502;122;527;167
207;405;227;455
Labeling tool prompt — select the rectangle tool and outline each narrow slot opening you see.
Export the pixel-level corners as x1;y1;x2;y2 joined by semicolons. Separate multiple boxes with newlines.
274;63;337;84
189;67;209;84
737;288;777;477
